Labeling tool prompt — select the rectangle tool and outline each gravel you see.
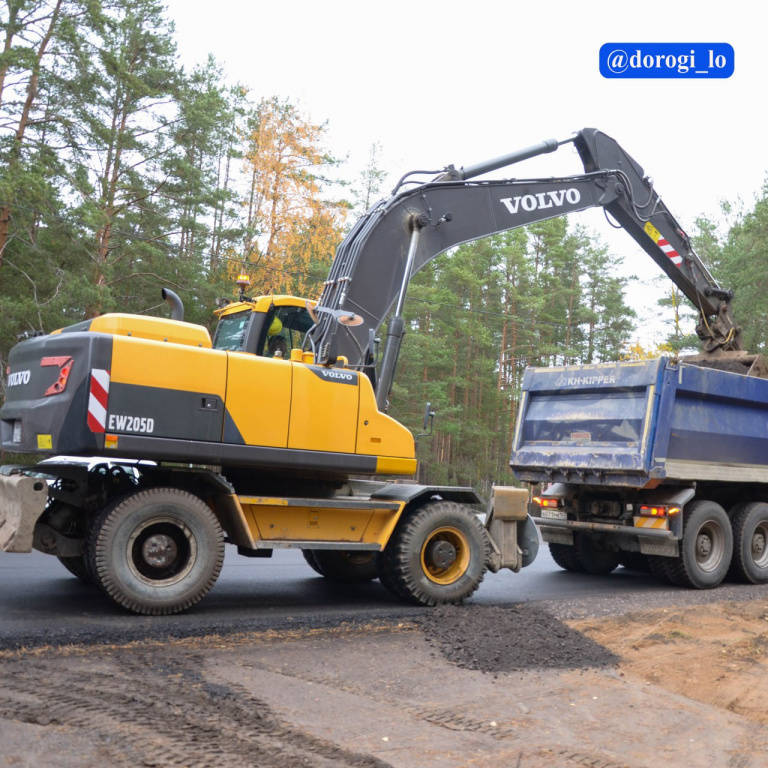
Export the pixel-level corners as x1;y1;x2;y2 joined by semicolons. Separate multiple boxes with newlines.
414;603;619;673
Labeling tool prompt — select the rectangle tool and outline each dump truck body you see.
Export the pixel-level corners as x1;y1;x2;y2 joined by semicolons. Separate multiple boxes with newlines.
511;358;768;588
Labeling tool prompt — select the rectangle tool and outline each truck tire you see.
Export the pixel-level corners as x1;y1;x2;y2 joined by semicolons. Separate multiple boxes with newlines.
647;555;676;584
305;550;378;583
667;500;732;589
57;555;93;583
548;543;587;573
618;552;651;572
87;488;224;615
383;500;489;606
573;533;621;575
728;502;768;584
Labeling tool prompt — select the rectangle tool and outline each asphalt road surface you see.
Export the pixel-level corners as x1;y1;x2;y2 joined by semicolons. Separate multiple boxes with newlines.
2;544;765;650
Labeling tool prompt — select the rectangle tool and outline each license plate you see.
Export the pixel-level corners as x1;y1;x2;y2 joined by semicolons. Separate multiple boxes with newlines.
540;508;567;520
12;420;21;443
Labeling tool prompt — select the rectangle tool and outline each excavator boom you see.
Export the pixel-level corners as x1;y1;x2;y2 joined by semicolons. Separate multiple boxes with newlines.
309;129;740;406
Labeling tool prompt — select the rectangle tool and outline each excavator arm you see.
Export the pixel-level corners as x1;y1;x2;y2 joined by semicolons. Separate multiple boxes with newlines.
308;128;741;408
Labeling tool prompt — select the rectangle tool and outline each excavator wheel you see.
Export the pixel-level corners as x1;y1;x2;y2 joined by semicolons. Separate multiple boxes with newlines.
303;550;378;583
375;545;410;600
86;487;224;615
382;500;489;606
301;549;324;576
57;555;93;583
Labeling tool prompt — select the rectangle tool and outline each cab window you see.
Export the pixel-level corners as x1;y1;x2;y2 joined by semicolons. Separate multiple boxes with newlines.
261;306;314;358
212;310;251;351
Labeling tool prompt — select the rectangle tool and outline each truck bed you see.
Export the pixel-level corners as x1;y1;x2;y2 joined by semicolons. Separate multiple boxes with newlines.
510;357;768;487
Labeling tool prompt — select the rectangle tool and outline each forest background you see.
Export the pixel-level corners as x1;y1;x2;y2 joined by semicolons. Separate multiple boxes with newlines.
2;0;767;495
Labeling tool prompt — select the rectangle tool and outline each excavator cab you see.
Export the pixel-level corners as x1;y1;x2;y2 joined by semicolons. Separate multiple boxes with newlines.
212;295;315;359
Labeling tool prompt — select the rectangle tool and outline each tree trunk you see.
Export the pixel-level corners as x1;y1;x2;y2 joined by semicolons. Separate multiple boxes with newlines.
0;0;64;269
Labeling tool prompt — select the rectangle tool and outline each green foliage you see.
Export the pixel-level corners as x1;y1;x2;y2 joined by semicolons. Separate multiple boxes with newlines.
696;185;768;353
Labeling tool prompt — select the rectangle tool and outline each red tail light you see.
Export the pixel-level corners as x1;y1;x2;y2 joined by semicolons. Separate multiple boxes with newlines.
639;504;680;518
533;496;562;509
41;356;74;396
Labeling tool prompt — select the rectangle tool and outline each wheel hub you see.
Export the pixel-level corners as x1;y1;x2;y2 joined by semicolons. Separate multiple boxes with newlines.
127;517;197;586
425;539;457;570
419;525;470;585
142;534;179;569
697;533;712;559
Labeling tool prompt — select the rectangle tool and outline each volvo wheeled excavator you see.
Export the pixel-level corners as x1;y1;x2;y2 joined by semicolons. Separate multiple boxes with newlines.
0;128;749;614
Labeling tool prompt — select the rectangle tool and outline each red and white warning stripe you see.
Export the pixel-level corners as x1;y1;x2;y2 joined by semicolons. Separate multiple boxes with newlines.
657;238;683;267
87;369;110;433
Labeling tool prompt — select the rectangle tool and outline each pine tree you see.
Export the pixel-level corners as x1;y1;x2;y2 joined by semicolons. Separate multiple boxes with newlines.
235;96;346;298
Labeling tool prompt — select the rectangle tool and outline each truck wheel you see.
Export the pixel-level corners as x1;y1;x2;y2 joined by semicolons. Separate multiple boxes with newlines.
57;555;93;583
384;501;489;606
647;555;676;584
548;543;587;573
618;552;651;572
87;488;224;615
728;502;768;584
667;500;732;589
305;550;378;583
573;533;620;575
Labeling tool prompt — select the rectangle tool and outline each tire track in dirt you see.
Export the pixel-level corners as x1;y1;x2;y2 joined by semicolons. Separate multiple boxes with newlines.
0;648;393;768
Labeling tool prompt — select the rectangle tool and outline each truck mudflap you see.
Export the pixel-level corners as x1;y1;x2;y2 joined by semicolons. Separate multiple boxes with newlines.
0;473;49;553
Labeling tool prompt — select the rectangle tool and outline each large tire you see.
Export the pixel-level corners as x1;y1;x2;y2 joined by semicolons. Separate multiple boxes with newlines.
375;545;409;600
307;550;378;583
548;542;587;573
57;555;93;583
728;502;768;584
647;555;676;584
301;549;324;576
667;500;732;589
573;533;621;575
618;552;651;573
86;488;224;615
384;501;489;606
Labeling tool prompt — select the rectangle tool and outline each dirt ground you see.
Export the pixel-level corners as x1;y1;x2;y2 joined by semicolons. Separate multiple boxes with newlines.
1;600;767;768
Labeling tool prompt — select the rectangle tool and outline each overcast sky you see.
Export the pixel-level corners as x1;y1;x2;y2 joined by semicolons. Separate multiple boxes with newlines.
164;0;767;346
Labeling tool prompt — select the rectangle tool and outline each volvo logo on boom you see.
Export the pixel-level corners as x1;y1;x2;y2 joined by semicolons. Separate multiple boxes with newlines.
499;188;581;216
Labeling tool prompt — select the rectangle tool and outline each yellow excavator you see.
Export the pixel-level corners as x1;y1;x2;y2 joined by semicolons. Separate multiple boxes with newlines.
0;129;745;614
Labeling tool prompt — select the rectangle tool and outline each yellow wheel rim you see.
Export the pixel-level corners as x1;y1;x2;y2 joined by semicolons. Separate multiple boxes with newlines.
420;526;470;585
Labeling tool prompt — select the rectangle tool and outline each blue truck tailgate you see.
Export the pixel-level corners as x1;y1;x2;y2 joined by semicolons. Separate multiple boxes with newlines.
510;357;768;487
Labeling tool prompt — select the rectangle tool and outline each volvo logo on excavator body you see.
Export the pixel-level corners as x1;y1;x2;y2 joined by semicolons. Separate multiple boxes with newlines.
6;370;31;387
499;188;581;216
309;365;358;385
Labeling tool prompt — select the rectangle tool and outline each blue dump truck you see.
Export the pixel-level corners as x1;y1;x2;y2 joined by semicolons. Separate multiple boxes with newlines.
510;357;768;589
